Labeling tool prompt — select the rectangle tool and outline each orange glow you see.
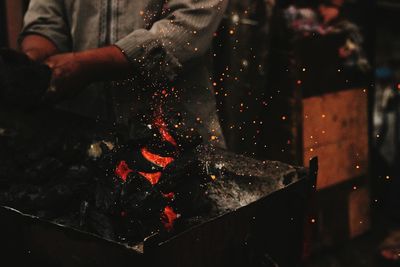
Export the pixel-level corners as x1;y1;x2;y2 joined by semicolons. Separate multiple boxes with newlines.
162;192;175;201
138;171;162;185
141;147;174;168
161;206;178;231
115;161;133;182
154;116;177;146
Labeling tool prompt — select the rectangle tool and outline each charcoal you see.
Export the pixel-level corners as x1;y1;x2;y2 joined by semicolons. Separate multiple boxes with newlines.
64;165;90;181
2;184;42;212
112;142;164;173
38;184;75;210
159;153;204;187
120;218;148;243
146;141;177;157
93;180;121;213
127;115;160;141
167;177;202;216
120;173;159;211
25;157;65;184
0;107;307;249
85;209;116;240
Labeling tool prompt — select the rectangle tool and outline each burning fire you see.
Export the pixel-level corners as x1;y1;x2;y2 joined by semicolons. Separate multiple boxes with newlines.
115;161;133;182
141;147;174;168
162;192;175;201
138;171;162;185
154;115;177;147
161;206;179;231
115;106;182;230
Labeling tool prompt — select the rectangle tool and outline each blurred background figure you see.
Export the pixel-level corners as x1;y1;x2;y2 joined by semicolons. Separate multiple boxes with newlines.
374;1;400;263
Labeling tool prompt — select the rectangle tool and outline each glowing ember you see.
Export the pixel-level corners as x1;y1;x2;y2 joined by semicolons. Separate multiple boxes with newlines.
141;147;174;168
153;116;177;147
115;161;133;182
138;171;162;185
162;192;175;201
161;206;178;231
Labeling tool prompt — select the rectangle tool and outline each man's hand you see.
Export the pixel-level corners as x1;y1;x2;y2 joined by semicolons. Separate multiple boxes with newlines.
43;46;131;102
22;34;131;102
44;52;90;100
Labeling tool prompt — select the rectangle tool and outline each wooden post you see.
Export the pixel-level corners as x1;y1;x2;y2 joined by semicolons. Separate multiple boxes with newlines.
5;0;24;49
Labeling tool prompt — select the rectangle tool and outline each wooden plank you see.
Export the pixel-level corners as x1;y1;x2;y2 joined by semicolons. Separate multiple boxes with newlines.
348;186;371;238
304;139;368;189
303;88;368;149
300;88;371;250
302;88;369;189
315;187;349;247
311;177;370;248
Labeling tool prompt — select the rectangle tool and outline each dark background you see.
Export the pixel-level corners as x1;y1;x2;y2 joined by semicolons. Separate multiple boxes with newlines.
2;0;400;266
0;1;8;47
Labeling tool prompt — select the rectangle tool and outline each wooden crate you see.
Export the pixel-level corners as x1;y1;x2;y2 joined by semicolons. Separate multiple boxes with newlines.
302;88;371;247
303;88;369;189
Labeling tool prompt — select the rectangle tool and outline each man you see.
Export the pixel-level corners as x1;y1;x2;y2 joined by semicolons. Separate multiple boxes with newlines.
20;0;227;146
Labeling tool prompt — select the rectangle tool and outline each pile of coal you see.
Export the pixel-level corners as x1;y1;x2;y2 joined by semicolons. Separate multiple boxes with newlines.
0;108;213;245
0;48;51;108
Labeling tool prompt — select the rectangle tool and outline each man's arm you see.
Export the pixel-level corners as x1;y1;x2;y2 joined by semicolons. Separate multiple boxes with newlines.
114;0;229;82
20;0;130;95
49;0;229;83
21;34;59;62
21;0;228;96
20;0;71;56
43;46;130;98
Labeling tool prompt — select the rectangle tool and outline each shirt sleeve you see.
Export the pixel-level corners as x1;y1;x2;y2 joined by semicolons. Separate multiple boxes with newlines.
20;0;71;52
114;0;228;82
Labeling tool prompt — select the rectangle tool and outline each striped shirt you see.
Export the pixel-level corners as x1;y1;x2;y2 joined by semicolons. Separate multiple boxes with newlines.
21;0;227;146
